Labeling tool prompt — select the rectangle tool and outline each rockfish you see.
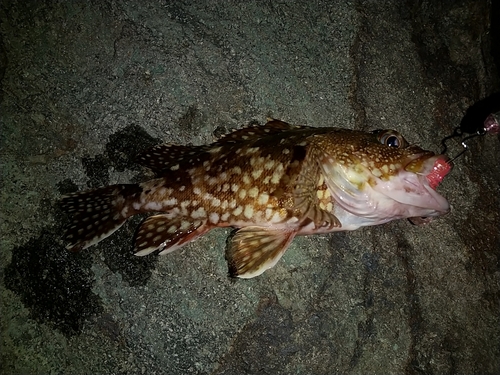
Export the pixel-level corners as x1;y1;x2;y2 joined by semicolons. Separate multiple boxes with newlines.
61;120;451;278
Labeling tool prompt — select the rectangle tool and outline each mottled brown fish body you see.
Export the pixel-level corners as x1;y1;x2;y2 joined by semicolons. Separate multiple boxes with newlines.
61;120;450;278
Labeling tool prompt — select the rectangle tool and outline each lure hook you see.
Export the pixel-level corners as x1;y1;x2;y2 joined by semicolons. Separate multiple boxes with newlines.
441;111;499;164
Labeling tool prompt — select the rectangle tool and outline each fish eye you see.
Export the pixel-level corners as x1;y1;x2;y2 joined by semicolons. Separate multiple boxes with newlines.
379;132;405;148
385;135;400;147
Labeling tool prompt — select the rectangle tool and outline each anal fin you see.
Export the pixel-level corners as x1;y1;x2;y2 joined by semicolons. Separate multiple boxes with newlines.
225;226;296;279
134;215;209;256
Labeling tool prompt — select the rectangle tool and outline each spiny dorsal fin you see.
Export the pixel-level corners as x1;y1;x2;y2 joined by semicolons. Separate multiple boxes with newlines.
134;214;209;256
225;226;297;278
136;144;212;175
215;120;306;145
137;120;311;174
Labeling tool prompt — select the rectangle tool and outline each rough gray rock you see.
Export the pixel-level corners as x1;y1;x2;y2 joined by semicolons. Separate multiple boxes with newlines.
1;1;498;374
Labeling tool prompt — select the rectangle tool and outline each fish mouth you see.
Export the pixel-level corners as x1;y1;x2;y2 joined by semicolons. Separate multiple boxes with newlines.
403;152;453;225
322;152;452;225
404;152;452;189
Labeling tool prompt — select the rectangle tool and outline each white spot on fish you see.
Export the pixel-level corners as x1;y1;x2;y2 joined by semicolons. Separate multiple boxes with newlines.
245;147;259;155
271;211;282;223
264;160;275;170
209;212;219;224
191;207;206;219
242;174;251;185
165;198;178;206
258;193;270;205
233;206;243;216
239;189;247;199
318;174;324;186
144;202;163;211
252;169;263;179
209;146;222;154
243;204;254;219
248;186;259;198
271;172;281;184
170;164;180;171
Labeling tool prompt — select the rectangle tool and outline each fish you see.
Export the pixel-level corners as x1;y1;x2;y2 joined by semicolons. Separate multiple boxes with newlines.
60;119;451;278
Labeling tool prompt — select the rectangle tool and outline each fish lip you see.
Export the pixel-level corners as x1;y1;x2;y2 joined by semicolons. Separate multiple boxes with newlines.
408;216;436;225
405;152;453;190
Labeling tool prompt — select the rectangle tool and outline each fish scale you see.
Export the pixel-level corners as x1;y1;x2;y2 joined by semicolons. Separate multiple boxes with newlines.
60;120;451;278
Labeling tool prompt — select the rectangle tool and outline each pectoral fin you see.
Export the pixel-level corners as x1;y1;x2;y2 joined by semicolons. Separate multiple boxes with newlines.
225;226;296;278
134;215;209;256
293;145;341;230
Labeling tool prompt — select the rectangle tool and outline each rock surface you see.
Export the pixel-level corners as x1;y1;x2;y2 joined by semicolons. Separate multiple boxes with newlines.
1;1;498;374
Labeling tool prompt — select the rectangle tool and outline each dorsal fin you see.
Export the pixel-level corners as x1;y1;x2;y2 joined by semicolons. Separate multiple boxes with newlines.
136;144;212;175
136;120;311;174
215;120;306;145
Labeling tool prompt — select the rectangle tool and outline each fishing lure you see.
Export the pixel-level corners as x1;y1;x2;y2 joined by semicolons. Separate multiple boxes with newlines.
441;92;499;163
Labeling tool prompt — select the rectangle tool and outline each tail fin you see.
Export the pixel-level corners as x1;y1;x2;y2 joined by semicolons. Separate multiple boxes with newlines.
60;184;142;251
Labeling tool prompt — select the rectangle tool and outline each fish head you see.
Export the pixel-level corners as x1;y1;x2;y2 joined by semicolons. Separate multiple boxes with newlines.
319;129;452;227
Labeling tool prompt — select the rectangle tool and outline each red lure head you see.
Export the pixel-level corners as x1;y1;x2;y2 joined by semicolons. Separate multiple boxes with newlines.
426;158;452;190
